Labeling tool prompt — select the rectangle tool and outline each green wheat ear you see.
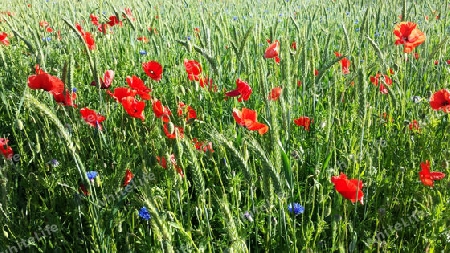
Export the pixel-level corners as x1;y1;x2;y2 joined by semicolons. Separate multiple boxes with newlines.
246;136;283;197
24;93;86;180
206;129;252;182
181;137;205;198
142;197;174;253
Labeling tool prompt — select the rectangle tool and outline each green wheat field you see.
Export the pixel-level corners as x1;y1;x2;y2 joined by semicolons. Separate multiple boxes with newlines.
0;0;449;252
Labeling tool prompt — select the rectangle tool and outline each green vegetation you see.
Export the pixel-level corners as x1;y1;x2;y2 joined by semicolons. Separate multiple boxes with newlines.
0;0;449;252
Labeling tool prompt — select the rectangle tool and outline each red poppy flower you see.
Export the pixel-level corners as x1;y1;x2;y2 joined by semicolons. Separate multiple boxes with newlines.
142;61;163;81
80;107;106;130
152;99;171;122
163;122;184;139
137;36;148;43
370;73;392;94
122;169;134;187
107;15;122;27
184;59;202;81
268;87;282;101
0;137;13;160
314;69;319;76
52;89;77;107
291;41;297;50
107;87;137;103
429;89;450;113
27;72;64;94
121;96;145;121
225;78;252;102
294;116;311;131
91;70;114;89
90;14;99;26
393;22;426;53
408;120;420;131
126;75;151;100
232;108;269;135
331;173;364;204
156;154;184;177
177;102;197;122
193;138;214;153
334;52;351;74
264;40;279;59
419;160;445;187
83;31;95;50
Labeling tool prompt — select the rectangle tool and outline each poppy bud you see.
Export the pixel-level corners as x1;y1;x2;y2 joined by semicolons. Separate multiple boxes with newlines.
167;122;175;135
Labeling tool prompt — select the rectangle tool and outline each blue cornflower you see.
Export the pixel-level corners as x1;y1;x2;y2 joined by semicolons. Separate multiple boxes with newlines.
48;159;59;168
139;207;151;220
243;211;253;222
72;87;77;93
43;37;51;42
139;50;147;55
288;203;304;215
86;171;98;180
187;36;191;40
233;16;238;21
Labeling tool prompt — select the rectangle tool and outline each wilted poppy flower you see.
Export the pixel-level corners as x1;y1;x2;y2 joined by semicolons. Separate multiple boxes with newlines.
79;182;89;196
0;32;9;46
122;169;134;187
199;76;217;91
419;160;445;187
0;137;13;159
163;122;184;139
142;61;163;81
429;89;450;113
268;87;282;101
287;203;304;215
232;108;269;135
331;173;364;204
334;52;350;74
107;87;137;103
139;207;151;221
294;116;311;131
156;154;184;177
152;99;171;122
225;78;252;102
126;75;151;100
184;59;202;81
123;8;135;21
393;22;426;53
91;70;114;89
264;40;280;63
80;107;106;130
121;96;145;121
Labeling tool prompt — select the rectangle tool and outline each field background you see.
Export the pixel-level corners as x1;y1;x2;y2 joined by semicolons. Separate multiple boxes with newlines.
0;0;449;252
